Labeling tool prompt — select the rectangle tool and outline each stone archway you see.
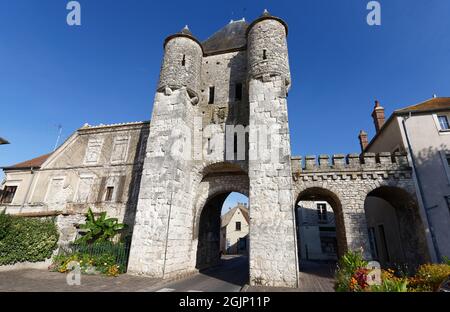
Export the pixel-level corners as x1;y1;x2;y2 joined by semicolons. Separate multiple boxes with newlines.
192;162;249;271
364;185;430;269
295;187;348;260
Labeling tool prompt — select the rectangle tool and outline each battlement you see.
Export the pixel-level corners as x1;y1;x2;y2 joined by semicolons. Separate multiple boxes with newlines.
291;152;410;174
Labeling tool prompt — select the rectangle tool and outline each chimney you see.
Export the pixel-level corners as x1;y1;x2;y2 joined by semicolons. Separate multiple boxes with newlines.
358;130;368;152
371;100;385;133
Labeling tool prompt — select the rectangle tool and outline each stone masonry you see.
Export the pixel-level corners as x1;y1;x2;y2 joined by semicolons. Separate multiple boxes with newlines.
1;11;431;286
126;11;431;287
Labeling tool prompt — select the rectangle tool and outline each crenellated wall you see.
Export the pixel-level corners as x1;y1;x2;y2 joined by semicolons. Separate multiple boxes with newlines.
291;152;410;174
290;152;430;265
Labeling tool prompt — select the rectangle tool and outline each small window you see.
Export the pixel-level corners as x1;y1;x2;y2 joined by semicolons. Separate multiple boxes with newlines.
208;86;215;104
207;138;212;154
263;49;267;60
235;83;242;101
181;54;186;66
236;221;241;231
317;203;327;223
105;186;114;202
438;115;450;130
233;133;238;155
0;186;17;204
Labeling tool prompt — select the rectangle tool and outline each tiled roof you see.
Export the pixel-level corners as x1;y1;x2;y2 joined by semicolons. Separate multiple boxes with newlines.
395;97;450;114
221;204;249;228
3;153;52;170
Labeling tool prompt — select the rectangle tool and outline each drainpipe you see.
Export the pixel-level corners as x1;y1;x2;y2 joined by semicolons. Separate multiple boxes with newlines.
401;115;441;262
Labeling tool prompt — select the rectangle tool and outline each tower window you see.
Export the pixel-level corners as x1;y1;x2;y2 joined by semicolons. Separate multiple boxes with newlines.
181;54;186;66
263;49;267;60
235;83;242;101
208;86;215;104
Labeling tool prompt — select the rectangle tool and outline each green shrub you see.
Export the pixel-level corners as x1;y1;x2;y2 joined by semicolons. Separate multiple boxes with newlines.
75;208;126;244
0;209;12;240
0;213;59;265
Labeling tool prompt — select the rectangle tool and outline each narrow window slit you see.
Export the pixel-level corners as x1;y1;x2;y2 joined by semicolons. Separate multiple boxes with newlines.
208;86;215;104
235;83;242;101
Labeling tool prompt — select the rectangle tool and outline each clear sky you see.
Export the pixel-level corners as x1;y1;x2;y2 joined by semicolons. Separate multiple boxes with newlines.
1;0;450;211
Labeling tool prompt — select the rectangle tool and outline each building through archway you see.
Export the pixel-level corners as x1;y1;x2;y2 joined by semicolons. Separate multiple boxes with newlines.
295;187;347;266
364;186;431;269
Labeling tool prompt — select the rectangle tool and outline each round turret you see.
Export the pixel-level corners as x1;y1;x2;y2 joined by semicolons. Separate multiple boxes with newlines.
246;10;291;88
158;25;203;99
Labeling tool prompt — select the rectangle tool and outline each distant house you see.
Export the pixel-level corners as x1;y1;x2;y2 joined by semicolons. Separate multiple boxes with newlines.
0;137;9;145
296;201;337;261
220;203;249;255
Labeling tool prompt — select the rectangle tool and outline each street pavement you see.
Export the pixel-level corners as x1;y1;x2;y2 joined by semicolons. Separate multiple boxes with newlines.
0;257;334;292
150;255;249;292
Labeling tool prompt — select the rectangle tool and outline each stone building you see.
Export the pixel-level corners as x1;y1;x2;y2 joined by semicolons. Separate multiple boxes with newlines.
0;11;442;288
359;97;450;263
0;121;149;243
220;203;249;255
296;201;337;261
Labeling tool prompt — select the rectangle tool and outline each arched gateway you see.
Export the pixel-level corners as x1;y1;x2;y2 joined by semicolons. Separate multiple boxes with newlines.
127;12;432;287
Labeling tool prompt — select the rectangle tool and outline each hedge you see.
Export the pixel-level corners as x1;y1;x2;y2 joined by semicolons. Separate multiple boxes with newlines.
0;211;59;265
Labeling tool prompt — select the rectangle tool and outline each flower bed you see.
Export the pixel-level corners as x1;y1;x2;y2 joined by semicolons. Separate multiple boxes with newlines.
51;241;129;277
335;250;450;292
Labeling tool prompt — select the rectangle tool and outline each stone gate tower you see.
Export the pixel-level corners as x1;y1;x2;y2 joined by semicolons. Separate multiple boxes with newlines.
127;10;299;287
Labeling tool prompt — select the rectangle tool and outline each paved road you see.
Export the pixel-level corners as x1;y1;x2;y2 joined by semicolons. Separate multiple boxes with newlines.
151;255;249;292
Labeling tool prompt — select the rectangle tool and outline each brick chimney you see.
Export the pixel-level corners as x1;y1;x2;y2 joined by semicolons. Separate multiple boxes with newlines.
371;100;385;133
358;130;368;152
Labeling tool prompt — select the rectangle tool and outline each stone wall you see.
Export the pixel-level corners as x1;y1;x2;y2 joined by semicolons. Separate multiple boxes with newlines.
291;152;430;263
248;74;298;288
158;36;203;98
247;19;291;89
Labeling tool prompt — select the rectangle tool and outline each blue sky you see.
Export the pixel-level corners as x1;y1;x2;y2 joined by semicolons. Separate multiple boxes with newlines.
1;1;450;212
